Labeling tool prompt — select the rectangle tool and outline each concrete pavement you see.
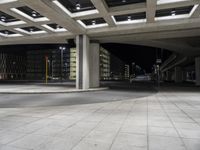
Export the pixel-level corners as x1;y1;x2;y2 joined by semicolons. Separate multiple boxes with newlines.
0;83;108;94
0;82;199;150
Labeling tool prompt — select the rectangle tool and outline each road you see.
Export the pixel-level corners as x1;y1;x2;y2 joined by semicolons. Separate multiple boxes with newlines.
0;81;156;108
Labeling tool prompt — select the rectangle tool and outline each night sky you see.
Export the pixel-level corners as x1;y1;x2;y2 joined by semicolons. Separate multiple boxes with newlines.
102;43;172;73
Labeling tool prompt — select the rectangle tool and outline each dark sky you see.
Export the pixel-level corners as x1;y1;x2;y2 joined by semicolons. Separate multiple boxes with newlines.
102;43;172;73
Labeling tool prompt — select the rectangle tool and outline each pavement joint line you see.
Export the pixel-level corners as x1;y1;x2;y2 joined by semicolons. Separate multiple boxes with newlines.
70;101;125;150
4;105;106;147
108;99;138;150
147;96;149;150
157;93;188;150
164;92;200;127
52;105;106;137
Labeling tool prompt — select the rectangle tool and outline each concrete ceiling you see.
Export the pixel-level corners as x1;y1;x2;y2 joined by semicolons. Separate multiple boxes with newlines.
0;0;200;55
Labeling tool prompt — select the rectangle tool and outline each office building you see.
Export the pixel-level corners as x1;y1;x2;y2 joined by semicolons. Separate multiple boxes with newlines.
100;47;110;80
125;64;130;80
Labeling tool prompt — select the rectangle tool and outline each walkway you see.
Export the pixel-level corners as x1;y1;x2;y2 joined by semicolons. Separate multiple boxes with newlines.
0;83;199;150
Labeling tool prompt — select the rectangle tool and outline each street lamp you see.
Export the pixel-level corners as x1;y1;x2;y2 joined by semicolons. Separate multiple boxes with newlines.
59;46;66;82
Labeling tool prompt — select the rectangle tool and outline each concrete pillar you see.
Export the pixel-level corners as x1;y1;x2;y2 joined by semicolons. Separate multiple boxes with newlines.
195;57;200;86
90;42;100;88
182;70;187;82
175;66;182;83
76;35;100;89
166;71;171;81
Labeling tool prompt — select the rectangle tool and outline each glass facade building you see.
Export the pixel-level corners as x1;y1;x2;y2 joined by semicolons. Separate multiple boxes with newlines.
0;46;126;81
100;47;110;80
0;51;26;80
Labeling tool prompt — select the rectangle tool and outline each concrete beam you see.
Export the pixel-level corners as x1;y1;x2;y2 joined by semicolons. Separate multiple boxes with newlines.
158;0;200;10
0;0;23;9
162;57;187;72
93;28;200;44
109;3;146;16
146;0;157;23
191;4;200;18
20;0;85;34
0;32;74;45
88;17;200;38
160;54;177;71
0;5;51;35
73;13;101;21
90;0;116;27
108;0;200;17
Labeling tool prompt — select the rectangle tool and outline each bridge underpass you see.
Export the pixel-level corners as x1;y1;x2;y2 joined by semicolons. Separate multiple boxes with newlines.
0;0;200;150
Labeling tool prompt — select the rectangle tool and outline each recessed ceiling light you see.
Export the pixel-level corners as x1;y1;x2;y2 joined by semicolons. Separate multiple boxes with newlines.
32;11;37;17
4;31;9;35
76;2;81;10
29;28;33;32
92;20;96;25
171;10;176;16
127;16;132;21
1;16;6;22
56;24;61;29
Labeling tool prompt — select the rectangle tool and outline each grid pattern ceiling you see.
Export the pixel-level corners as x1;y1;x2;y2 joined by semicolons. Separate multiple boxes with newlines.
0;0;199;43
104;0;146;7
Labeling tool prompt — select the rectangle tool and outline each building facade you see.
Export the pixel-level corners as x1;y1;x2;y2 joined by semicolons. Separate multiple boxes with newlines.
0;50;26;80
110;54;126;80
26;49;70;80
100;47;110;80
125;64;130;80
0;46;126;81
69;48;76;80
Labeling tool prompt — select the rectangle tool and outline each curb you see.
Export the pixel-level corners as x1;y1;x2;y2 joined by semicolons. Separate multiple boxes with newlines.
0;87;109;94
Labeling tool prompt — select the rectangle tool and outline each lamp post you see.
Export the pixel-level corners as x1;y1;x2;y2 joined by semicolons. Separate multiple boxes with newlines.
156;59;162;87
45;56;48;84
59;46;66;82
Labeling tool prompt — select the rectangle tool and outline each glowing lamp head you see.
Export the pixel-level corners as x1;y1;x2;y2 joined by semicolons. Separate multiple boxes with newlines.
76;3;81;10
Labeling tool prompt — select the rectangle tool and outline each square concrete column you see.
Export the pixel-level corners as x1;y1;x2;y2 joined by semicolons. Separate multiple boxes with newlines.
76;35;100;89
195;57;200;86
89;42;100;88
166;71;172;81
175;67;182;83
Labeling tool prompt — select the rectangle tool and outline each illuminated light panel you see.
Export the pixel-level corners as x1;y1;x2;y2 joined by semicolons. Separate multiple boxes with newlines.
0;20;26;26
42;24;67;32
157;0;189;5
155;5;195;21
0;30;23;37
11;8;49;22
77;20;108;29
155;14;189;21
113;12;146;25
0;11;26;26
15;28;47;35
112;16;146;25
52;0;99;18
